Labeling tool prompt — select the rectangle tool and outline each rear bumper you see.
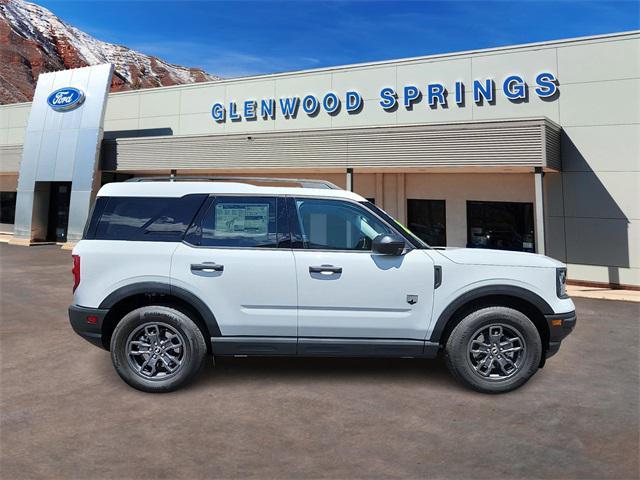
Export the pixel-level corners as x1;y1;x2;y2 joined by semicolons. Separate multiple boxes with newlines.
68;304;109;350
545;310;577;358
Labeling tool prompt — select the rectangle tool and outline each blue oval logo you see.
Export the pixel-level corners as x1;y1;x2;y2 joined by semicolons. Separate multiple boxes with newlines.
47;87;86;112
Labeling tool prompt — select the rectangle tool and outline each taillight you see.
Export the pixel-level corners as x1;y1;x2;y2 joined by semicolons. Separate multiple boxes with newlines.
72;255;80;292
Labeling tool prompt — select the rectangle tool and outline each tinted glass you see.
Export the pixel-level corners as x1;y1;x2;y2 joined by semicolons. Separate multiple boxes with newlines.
93;195;205;241
83;197;108;239
407;199;446;246
0;192;17;224
295;198;392;250
141;195;207;241
200;197;279;248
467;201;535;252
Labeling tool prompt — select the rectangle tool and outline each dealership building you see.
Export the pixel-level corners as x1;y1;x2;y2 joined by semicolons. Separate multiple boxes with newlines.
0;31;638;288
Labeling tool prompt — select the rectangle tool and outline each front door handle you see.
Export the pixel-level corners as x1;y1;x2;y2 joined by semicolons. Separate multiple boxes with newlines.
191;262;224;272
309;265;342;274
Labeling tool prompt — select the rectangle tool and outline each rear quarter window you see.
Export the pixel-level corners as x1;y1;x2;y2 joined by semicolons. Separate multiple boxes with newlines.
86;195;206;241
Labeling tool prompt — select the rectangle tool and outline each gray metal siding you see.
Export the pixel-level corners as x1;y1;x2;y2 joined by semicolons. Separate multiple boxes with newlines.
0;145;22;173
544;124;562;170
108;118;560;171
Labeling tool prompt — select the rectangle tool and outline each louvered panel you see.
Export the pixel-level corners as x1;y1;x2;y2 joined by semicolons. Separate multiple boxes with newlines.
108;118;562;172
0;145;22;173
544;124;562;171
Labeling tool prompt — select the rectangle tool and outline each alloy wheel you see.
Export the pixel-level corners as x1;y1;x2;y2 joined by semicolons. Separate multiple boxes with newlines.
126;322;186;380
467;323;526;380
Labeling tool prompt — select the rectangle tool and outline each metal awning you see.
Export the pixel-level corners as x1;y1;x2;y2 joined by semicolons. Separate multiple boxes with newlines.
102;117;561;172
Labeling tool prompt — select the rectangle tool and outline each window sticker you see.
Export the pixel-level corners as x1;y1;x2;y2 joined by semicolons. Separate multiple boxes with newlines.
215;203;269;235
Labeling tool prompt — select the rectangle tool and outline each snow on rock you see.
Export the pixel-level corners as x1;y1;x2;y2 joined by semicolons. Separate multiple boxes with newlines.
0;0;221;104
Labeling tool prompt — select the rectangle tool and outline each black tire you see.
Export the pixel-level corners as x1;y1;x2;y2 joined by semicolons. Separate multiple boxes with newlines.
110;306;207;393
444;306;542;394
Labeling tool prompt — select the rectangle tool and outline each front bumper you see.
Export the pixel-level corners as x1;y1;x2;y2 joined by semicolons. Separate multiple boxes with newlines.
68;304;109;349
544;310;577;358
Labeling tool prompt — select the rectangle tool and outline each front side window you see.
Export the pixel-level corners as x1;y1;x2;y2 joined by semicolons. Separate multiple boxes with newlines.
200;196;280;248
294;198;392;250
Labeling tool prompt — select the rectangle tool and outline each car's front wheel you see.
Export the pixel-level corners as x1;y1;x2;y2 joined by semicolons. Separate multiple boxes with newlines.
444;306;542;393
110;306;207;393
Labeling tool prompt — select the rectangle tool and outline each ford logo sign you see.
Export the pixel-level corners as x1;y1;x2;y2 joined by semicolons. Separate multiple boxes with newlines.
47;87;85;112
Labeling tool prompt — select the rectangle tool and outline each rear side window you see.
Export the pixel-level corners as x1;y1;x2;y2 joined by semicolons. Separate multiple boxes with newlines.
88;195;206;241
195;196;285;248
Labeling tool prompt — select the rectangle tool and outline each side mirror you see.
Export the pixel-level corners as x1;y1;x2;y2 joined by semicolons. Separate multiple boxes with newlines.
372;234;405;255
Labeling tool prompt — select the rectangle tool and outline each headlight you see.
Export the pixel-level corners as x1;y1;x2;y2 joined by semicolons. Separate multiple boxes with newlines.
556;267;568;298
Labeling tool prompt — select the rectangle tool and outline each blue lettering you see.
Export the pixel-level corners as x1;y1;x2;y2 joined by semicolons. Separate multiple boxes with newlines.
455;82;464;105
261;99;275;119
229;102;241;121
279;97;300;118
473;79;494;103
345;91;362;112
380;87;397;110
503;75;526;100
323;92;340;113
535;72;557;98
403;85;420;108
302;95;319;115
244;100;257;119
427;83;446;106
211;102;225;122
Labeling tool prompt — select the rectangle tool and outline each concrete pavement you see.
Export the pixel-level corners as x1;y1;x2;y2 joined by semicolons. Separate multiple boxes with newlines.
0;243;638;479
567;284;640;303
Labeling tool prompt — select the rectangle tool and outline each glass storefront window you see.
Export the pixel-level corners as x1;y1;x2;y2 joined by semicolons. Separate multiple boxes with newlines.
466;201;535;252
407;199;446;247
0;192;17;225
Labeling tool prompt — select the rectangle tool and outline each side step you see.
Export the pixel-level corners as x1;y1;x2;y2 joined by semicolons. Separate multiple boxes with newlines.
211;336;440;358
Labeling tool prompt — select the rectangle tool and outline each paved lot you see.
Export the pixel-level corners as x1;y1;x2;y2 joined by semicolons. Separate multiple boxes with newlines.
1;243;638;480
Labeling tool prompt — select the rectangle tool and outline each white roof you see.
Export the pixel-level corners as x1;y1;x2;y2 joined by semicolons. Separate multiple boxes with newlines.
97;181;366;201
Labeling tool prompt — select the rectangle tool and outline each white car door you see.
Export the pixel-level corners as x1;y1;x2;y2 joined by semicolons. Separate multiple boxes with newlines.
171;195;297;352
291;197;435;343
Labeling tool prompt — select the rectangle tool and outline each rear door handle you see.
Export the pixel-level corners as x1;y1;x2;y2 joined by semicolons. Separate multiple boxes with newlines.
309;265;342;274
191;262;224;272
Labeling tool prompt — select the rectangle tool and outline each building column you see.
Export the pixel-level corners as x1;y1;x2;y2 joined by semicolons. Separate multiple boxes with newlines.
346;168;353;192
375;173;384;205
396;173;406;224
534;167;546;255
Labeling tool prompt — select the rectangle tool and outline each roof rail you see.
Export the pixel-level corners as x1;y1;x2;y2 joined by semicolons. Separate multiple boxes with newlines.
125;176;341;190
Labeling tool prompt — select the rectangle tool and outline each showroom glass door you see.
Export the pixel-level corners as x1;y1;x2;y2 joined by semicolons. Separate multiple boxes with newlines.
47;182;72;242
466;201;535;252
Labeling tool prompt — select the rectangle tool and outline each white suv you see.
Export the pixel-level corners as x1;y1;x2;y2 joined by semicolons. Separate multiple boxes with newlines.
69;177;576;394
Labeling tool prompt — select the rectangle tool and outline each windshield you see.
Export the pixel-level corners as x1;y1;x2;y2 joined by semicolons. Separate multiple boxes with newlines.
361;201;430;249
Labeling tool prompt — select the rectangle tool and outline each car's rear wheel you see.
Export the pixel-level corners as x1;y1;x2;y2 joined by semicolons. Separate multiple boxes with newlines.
444;306;542;394
110;306;207;392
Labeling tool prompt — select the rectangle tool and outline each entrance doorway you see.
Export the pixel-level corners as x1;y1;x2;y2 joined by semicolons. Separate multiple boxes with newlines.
46;182;72;242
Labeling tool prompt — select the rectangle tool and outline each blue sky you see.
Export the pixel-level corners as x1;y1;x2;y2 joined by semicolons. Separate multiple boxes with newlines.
38;0;639;78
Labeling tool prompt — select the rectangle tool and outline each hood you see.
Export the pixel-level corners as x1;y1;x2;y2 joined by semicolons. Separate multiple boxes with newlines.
435;248;565;268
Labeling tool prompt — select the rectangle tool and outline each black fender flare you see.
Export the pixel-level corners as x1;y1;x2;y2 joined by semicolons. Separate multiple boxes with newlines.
428;285;553;343
98;281;221;336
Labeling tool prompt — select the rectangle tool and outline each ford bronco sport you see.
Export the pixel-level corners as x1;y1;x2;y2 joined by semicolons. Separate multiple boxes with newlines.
69;177;576;393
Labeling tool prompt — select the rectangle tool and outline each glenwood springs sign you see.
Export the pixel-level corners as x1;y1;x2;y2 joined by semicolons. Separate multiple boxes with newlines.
211;72;558;123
